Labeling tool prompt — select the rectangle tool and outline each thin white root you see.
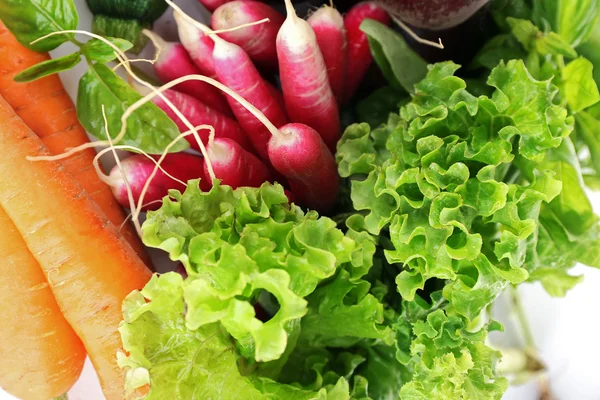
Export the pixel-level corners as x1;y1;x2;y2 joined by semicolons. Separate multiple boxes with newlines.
390;14;444;49
120;200;164;231
101;105;142;237
211;18;271;34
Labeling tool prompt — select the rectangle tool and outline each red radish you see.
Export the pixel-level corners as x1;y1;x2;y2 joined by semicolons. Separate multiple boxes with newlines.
198;0;232;12
108;153;207;212
205;137;273;188
307;5;347;104
211;34;288;161
277;0;341;152
173;12;216;78
266;81;286;112
144;30;232;116
343;2;391;102
212;1;285;70
268;123;339;212
149;87;253;152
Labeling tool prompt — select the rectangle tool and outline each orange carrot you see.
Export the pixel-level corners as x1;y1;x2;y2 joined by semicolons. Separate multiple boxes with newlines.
0;20;150;265
0;95;152;400
0;207;86;400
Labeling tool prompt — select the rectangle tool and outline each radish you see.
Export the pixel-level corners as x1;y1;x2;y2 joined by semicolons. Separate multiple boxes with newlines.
108;152;207;212
268;123;339;212
150;87;253;153
198;0;232;12
266;81;286;113
205;137;273;188
211;34;288;161
307;5;347;105
173;11;216;78
277;0;341;152
212;1;285;70
144;30;232;116
343;2;391;102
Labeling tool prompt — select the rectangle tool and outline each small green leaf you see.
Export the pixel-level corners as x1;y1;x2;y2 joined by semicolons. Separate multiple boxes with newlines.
0;0;78;51
533;0;599;47
14;51;81;82
77;63;187;154
507;17;577;58
360;19;428;94
562;58;600;112
82;37;133;63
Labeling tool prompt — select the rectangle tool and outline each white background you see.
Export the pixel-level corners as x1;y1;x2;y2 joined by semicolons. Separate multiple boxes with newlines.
1;1;600;399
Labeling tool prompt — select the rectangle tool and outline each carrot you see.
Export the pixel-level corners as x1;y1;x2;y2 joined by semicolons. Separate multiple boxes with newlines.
343;2;391;101
212;34;288;161
307;5;347;104
0;207;86;400
0;95;152;400
277;0;341;152
0;20;149;265
211;0;285;70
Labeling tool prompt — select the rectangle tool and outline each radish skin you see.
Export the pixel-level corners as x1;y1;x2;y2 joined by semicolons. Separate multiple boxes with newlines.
198;0;232;12
343;2;391;102
108;153;207;212
151;88;252;152
268;123;339;212
206;137;273;188
212;1;285;70
212;35;288;161
174;12;216;78
307;6;347;105
147;30;231;116
277;0;341;152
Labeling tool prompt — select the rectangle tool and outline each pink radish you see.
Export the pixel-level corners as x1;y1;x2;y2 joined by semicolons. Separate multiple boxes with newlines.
205;137;273;188
277;0;341;152
268;123;339;212
198;0;232;12
266;81;286;113
343;2;391;102
108;153;208;212
307;5;347;105
211;34;288;161
173;12;216;78
144;30;232;116
149;87;253;153
212;1;285;70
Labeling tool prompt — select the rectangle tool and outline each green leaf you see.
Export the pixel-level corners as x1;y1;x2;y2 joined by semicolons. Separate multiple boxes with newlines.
82;37;133;63
77;62;187;154
562;58;600;112
360;19;428;94
507;17;577;58
0;0;78;51
575;111;600;176
356;86;407;129
91;15;150;54
13;51;80;82
471;34;527;70
576;18;600;88
533;0;599;47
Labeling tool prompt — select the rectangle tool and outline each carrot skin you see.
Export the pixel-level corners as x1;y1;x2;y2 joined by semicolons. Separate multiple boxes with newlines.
153;40;232;116
109;153;208;212
0;20;149;265
0;207;86;400
277;4;341;152
343;2;391;102
268;123;339;212
0;95;152;400
308;6;347;105
152;88;252;152
213;37;288;161
212;1;285;70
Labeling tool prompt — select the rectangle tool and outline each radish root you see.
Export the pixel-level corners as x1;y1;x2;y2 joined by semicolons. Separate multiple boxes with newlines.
388;13;444;49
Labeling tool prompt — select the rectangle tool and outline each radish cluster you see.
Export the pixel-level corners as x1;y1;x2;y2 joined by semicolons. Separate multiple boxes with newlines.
109;0;391;214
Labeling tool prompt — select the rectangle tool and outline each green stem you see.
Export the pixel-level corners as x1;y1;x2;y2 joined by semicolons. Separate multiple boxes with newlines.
510;285;536;352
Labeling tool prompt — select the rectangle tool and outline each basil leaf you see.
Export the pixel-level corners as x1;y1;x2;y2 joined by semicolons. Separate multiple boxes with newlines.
77;63;187;154
533;0;599;47
82;37;133;63
562;58;600;113
0;0;78;51
360;19;428;94
14;51;81;82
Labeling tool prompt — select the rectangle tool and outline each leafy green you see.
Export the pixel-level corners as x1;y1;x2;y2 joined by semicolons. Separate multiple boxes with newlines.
91;14;150;54
562;58;600;112
360;19;428;94
82;37;133;62
356;87;407;129
77;62;187;154
0;0;78;51
507;17;577;58
532;0;599;47
14;51;81;82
